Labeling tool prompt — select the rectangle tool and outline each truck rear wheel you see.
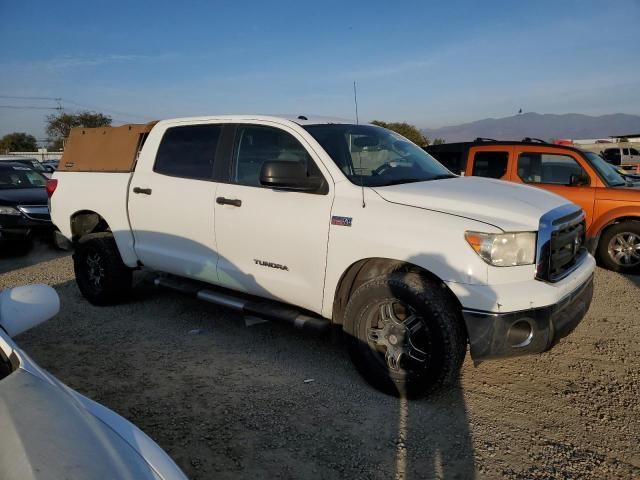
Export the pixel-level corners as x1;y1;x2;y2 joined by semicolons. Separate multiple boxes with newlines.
74;234;132;305
597;222;640;274
343;272;466;397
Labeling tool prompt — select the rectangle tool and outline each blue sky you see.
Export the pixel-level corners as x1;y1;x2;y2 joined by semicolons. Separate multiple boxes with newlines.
0;0;639;140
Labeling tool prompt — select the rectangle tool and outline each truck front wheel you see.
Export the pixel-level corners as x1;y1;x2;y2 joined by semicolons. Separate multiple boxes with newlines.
597;222;640;274
344;272;467;397
74;234;132;305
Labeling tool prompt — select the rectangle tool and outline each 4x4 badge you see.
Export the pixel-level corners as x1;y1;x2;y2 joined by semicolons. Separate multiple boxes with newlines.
331;216;352;227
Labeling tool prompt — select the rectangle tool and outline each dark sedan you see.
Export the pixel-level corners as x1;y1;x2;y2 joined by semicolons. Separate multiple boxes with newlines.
0;163;52;246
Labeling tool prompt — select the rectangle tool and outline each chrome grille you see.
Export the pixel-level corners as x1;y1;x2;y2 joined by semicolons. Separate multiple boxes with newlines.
536;205;587;282
17;205;51;222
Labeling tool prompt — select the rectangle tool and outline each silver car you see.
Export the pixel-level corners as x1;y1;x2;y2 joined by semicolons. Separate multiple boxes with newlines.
0;284;187;480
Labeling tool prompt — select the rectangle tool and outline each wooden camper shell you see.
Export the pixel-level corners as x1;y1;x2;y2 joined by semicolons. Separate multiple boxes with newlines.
59;122;158;172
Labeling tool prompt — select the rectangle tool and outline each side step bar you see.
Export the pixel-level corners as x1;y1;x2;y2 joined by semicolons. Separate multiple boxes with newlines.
154;276;330;333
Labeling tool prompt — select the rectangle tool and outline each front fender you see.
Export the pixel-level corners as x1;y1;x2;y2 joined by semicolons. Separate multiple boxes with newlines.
588;205;640;240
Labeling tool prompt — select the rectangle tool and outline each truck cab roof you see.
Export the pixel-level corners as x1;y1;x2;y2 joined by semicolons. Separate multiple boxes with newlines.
156;114;353;127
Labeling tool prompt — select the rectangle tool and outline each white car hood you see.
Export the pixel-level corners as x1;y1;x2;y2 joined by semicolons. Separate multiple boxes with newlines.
372;176;571;231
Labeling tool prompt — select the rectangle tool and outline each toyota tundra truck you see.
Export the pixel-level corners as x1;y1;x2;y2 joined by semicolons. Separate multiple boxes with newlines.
49;115;595;397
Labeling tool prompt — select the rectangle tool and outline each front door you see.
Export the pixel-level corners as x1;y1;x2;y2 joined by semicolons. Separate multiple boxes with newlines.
513;149;596;228
128;122;222;282
214;122;333;314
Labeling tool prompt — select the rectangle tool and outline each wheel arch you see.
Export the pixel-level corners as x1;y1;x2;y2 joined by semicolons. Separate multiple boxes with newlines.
70;210;112;242
331;257;464;327
590;215;640;253
69;210;139;267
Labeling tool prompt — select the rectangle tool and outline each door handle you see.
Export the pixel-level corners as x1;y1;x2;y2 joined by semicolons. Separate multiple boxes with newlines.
216;196;242;207
133;187;152;195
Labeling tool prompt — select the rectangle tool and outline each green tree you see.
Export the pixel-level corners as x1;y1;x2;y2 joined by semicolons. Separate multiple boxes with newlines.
0;132;38;153
46;111;112;150
371;120;429;146
432;138;446;145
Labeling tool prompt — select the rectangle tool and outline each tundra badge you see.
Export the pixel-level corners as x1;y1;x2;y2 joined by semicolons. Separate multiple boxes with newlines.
254;259;289;271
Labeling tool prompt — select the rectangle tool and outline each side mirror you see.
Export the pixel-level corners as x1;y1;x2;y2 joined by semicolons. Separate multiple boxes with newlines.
0;285;60;337
260;161;323;192
569;173;589;187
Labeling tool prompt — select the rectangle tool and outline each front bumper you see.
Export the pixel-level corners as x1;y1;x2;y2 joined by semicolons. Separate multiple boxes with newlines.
462;274;593;361
0;212;52;240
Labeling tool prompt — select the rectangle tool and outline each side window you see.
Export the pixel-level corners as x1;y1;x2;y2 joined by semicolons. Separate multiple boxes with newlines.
518;152;588;185
602;148;621;162
154;124;221;180
232;125;322;188
623;148;630;155
25;171;46;186
630;148;639;155
471;151;509;178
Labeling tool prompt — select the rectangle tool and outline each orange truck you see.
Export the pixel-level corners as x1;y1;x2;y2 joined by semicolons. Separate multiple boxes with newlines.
425;139;640;274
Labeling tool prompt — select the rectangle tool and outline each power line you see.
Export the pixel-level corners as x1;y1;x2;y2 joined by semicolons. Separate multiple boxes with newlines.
63;100;149;120
0;105;60;110
0;95;61;101
0;94;149;121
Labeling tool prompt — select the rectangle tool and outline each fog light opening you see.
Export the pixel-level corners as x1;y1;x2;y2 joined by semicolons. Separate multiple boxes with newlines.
508;319;534;348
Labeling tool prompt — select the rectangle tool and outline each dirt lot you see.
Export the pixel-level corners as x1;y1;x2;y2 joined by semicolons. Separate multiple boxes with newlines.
1;242;639;479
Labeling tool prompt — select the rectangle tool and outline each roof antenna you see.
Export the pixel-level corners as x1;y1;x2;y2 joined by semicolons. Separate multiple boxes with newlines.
353;81;359;124
353;81;365;208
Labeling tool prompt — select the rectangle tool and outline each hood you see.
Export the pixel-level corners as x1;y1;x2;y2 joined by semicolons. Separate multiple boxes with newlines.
0;188;47;206
372;177;570;231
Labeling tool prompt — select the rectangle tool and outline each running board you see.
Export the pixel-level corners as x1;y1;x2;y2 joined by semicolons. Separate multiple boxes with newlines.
153;276;330;333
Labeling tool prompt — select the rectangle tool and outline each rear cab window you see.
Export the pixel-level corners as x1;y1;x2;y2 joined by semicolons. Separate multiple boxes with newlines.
154;124;222;180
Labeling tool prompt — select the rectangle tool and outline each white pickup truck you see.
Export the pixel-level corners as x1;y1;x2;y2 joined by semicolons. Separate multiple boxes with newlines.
50;115;596;396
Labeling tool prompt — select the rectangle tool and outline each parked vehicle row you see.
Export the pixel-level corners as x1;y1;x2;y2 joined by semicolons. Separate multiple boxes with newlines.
50;115;595;397
425;138;640;273
0;162;53;251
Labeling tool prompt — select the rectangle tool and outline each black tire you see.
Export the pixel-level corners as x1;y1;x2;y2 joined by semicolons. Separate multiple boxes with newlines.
596;222;640;274
73;234;132;305
343;272;467;398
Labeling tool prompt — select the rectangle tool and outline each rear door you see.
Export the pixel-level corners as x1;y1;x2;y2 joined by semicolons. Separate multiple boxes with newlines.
127;122;223;283
512;147;596;228
213;122;333;313
466;146;514;180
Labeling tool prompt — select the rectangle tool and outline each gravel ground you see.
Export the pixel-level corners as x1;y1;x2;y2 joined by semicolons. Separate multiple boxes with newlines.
1;241;639;479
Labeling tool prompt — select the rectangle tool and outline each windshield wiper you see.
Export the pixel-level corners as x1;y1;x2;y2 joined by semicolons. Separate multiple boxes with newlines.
378;174;456;186
381;178;429;186
427;174;457;180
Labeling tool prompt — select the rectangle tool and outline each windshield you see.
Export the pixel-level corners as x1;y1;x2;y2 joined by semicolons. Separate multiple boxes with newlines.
303;124;455;187
0;166;47;189
582;151;626;187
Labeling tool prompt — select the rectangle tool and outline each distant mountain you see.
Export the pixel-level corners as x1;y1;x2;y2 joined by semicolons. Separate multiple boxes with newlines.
421;113;640;143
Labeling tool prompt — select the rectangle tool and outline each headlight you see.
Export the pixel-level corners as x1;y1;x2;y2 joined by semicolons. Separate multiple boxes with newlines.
465;231;536;266
0;206;21;216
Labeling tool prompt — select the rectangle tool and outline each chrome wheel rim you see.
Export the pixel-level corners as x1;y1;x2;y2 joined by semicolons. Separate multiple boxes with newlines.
86;252;105;288
366;300;430;372
608;232;640;267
